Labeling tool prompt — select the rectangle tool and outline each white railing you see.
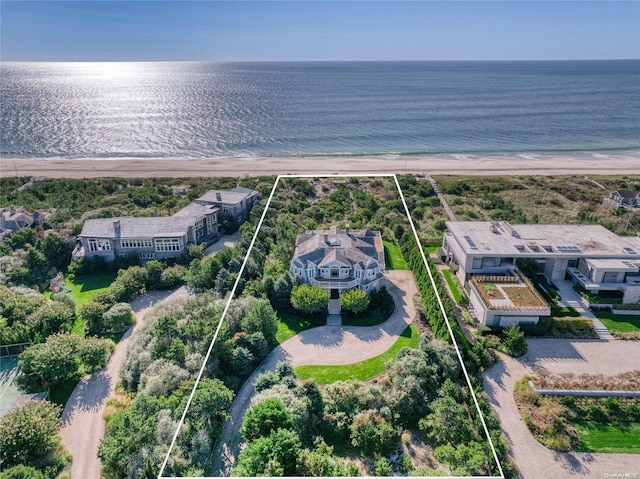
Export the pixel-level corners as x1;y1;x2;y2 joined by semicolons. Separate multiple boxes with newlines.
310;277;360;289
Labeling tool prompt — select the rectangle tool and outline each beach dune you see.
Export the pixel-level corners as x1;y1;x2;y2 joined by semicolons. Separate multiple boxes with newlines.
1;155;639;178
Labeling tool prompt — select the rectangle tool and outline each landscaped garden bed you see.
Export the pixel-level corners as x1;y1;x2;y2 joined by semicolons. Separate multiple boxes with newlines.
514;376;640;453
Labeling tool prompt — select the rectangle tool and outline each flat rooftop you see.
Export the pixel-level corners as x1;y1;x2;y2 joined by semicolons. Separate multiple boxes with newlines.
446;221;640;258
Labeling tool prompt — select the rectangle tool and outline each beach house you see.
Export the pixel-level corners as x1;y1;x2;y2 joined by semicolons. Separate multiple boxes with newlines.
196;186;261;225
442;221;640;326
289;227;385;298
73;203;219;262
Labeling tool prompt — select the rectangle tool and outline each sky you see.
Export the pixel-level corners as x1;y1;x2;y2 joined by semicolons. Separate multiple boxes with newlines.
1;1;639;62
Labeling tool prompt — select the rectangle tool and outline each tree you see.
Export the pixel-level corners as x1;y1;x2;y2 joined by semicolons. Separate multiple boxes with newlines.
290;284;329;314
241;300;278;345
234;428;301;476
231;347;254;378
143;260;164;289
32;301;75;338
349;410;397;456
16;334;114;392
242;398;294;441
81;301;107;335
0;400;61;468
183;378;233;441
433;441;489;476
419;395;475;446
500;325;528;357
340;288;369;314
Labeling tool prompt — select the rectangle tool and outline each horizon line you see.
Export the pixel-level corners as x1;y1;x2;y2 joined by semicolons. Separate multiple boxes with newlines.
2;58;640;64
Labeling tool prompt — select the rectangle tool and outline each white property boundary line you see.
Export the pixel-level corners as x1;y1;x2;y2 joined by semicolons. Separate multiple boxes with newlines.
159;173;505;479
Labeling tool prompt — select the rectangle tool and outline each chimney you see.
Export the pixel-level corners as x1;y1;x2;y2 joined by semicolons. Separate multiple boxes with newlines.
113;219;121;233
216;191;221;201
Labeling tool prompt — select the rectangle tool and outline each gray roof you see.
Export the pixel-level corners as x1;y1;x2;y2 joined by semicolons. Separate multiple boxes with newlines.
172;203;218;218
291;228;383;270
446;221;640;258
197;187;259;205
79;216;194;239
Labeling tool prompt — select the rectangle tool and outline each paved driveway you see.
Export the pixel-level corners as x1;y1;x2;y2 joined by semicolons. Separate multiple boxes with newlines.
483;338;640;479
59;287;192;479
209;270;418;476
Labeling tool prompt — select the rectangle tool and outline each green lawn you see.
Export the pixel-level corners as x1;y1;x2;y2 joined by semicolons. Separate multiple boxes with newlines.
46;272;117;336
276;312;326;344
441;269;464;304
294;323;419;384
575;421;640;454
383;241;407;270
595;312;640;333
425;246;439;254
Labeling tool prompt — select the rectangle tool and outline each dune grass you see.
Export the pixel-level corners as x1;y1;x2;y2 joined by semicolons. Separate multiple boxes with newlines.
294;323;419;384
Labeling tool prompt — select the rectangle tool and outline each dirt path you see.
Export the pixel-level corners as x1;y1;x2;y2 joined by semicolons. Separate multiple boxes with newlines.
483;338;640;479
59;287;191;479
209;271;418;476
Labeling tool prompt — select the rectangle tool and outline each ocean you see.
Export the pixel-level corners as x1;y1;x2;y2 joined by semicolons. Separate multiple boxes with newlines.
1;60;639;160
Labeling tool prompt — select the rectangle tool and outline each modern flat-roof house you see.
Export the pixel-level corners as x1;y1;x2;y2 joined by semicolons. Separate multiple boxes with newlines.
196;186;261;225
290;227;385;297
73;203;219;262
443;221;640;326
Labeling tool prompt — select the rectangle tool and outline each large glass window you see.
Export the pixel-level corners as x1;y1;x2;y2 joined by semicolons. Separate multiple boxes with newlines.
120;239;152;249
88;238;111;252
155;238;183;252
472;258;482;269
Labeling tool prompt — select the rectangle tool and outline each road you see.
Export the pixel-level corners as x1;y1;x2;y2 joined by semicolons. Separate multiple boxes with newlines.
209;270;418;476
483;338;640;479
59;287;191;479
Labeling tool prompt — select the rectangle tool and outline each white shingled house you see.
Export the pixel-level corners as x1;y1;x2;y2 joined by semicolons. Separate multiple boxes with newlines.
289;227;385;298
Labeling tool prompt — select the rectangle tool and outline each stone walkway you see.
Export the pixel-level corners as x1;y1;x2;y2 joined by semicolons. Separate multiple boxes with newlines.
483;338;640;479
554;280;614;340
209;270;418;476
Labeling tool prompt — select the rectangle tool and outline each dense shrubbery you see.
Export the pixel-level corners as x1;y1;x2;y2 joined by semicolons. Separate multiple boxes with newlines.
16;333;114;393
0;401;71;478
340;288;369;314
102;292;280;477
0;286;75;345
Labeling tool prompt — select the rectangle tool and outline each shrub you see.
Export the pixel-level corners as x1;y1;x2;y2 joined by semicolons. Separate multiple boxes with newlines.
374;458;392;476
291;284;329;314
0;400;62;469
138;359;190;397
349;410;397;456
160;265;186;289
81;301;108;335
500;325;528;357
400;454;414;473
242;398;294;441
0;465;47;479
340;288;369;314
102;302;134;333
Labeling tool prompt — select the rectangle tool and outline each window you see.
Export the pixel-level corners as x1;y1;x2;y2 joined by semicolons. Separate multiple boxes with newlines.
139;253;155;260
120;239;152;249
222;205;230;213
155;238;183;252
307;268;315;278
472;258;482;269
88;238;111;252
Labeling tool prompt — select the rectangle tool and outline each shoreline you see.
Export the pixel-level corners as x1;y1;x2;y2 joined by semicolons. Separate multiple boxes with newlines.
2;154;640;178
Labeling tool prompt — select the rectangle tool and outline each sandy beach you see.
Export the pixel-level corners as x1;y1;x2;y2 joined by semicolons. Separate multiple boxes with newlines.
2;154;639;178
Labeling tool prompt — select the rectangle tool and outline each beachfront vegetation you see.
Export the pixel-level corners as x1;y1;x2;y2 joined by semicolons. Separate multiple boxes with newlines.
0;400;71;478
16;333;114;397
437;174;640;236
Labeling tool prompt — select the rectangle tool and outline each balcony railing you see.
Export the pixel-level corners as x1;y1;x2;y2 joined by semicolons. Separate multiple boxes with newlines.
310;277;360;289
